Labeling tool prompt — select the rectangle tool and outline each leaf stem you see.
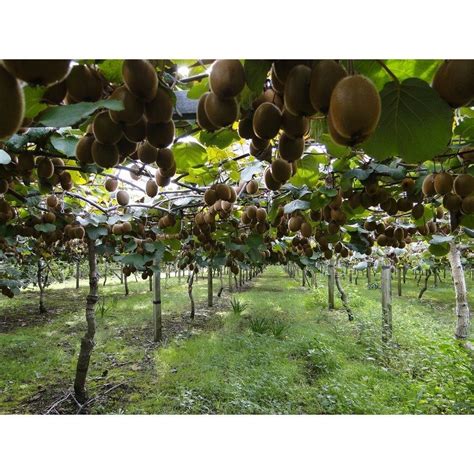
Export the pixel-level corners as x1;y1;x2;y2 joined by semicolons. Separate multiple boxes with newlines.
376;60;400;84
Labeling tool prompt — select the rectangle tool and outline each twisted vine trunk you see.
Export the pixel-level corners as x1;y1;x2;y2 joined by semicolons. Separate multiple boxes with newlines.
153;262;162;342
335;267;353;321
188;269;196;319
37;260;47;314
448;242;471;340
74;238;99;403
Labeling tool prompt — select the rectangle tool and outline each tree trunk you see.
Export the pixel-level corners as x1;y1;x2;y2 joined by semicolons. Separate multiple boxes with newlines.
74;238;99;403
124;273;129;296
335;267;353;321
448;242;471;339
153;262;162;342
328;262;335;310
366;263;372;286
188;269;196;319
37;260;47;314
397;266;402;297
75;260;80;289
208;262;213;307
418;270;431;299
381;265;392;343
217;267;224;297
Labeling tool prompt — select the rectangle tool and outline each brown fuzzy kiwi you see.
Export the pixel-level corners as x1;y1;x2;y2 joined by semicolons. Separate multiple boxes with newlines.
329;75;381;143
253;102;282;140
204;189;217;206
93;111;123;145
229;186;237;203
146;179;158;197
215;184;231;201
443;192;462;212
145;87;174;123
300;222;312;238
66;65;102;102
397;197;413;212
283;65;316;117
147;121;175;148
122;116;147;143
238;114;256;140
434;171;453;195
137;141;158;164
256;208;267;222
327;112;369;146
91;141;119;168
3;60;70;86
271;158;292;183
309;60;347;113
432;60;474;108
155;169;171;187
453;174;474;198
109;86;144;125
252;88;284;110
16;153;35;172
246;180;258;194
377;234;388;246
116;190;130;206
129;164;141;181
105;178;118;192
246;205;257;220
209;60;246;99
273;60;310;84
401;177;415;191
42;80;67;104
112;223;123;235
288;215;303;232
411;203;425;219
459;146;474;163
0;65;25;140
461;195;474;214
281;108;309;138
204;93;239;128
159;160;176;178
117;136;137;158
278;133;304;162
0;179;9;194
60;172;73;191
394;227;404;241
348;192;362;209
264;168;281;191
122;60;158;102
37;157;55;179
422;173;436;196
156;148;174;169
196;93;218;132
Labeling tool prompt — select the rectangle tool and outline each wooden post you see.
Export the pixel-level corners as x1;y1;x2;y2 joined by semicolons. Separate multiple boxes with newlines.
381;265;392;343
366;262;372;286
208;262;213;307
75;260;80;289
152;263;162;342
397;266;402;297
302;268;306;287
328;262;335;310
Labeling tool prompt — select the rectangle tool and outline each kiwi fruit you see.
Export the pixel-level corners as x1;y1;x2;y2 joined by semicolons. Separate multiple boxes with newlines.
105;178;118;192
0;179;8;194
137;141;158;164
147;121;175;148
433;171;453;195
288;215;303;232
37;157;55;179
264;168;281;191
256;208;267;223
42;80;67;105
145;87;174;123
329;75;381;143
92;111;123;145
459;146;474;163
253;102;282;140
246;180;258;194
300;222;312;238
122;60;158;102
196;92;218;131
204;93;239;128
204;188;217;206
397;197;412;212
112;223;123;235
146;179;158;198
252;88;284;110
281;108;309;138
0;65;25;140
284;65;316;117
123;116;147;143
432;60;474;108
16;153;35;172
155;169;171;187
117;136;137;158
3;60;70;86
116;190;130;206
422;173;436;196
328;112;368;147
309;60;347;113
60;172;73;191
155;148;174;169
278;133;304;162
91;141;119;168
109;86;144;125
443;192;462;212
271;158;292;183
209;60;246;99
461;195;474;214
411;203;425;219
66;65;102;102
238;114;256;139
159;161;176;178
401;177;415;191
42;211;56;224
273;60;309;84
454;174;474;197
215;183;231;201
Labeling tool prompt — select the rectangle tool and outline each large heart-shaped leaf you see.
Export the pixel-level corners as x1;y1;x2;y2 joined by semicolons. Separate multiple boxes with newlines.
364;78;453;163
37;99;124;127
172;141;207;173
244;60;272;92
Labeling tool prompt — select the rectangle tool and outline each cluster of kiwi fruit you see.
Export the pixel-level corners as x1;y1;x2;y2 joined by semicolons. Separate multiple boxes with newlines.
202;183;238;221
432;60;474;108
197;60;246;130
112;221;133;235
158;213;176;229
240;205;269;234
422;171;474;215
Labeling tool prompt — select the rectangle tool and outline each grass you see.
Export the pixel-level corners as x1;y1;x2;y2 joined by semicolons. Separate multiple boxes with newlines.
0;266;473;414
